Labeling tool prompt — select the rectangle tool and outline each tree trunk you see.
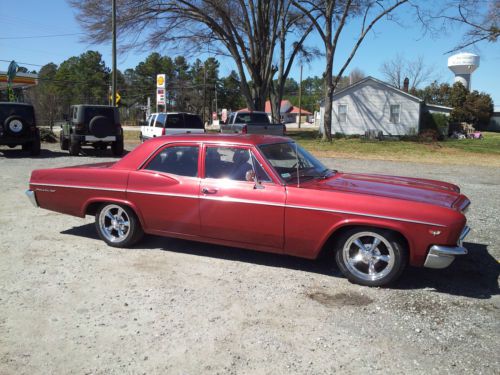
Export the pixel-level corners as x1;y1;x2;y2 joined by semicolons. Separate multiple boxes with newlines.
322;48;334;141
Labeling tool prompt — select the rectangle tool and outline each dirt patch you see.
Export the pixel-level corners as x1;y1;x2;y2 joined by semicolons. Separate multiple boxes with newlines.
307;291;373;308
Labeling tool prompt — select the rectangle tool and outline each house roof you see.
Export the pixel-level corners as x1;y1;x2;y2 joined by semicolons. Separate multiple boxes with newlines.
330;76;424;103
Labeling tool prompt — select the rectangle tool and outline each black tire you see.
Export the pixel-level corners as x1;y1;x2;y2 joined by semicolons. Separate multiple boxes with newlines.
95;203;144;248
111;137;124;156
4;116;25;136
60;132;69;150
334;227;407;287
69;138;81;156
29;130;41;156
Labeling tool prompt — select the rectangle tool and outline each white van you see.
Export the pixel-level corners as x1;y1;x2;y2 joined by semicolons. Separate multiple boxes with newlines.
140;112;205;141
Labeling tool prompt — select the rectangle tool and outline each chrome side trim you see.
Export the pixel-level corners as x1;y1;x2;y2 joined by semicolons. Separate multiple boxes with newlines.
29;183;446;227
286;204;447;227
127;189;197;200
424;245;468;269
30;183;125;193
25;189;39;208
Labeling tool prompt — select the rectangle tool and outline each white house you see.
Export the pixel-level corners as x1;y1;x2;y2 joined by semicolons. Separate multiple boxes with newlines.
320;76;451;136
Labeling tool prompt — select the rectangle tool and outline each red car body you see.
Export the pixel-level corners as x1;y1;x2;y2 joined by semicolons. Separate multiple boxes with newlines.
26;134;470;286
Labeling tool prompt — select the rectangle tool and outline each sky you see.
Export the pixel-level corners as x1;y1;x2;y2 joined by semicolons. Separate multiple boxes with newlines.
1;0;499;107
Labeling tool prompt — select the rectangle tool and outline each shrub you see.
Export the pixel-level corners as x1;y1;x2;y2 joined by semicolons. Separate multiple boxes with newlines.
39;128;57;143
418;129;440;142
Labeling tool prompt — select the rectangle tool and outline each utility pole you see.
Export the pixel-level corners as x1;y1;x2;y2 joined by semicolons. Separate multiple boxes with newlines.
111;0;117;107
214;82;218;116
202;63;207;124
298;64;303;129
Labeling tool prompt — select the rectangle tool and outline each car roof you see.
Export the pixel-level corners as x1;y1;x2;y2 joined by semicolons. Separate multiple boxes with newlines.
114;134;292;170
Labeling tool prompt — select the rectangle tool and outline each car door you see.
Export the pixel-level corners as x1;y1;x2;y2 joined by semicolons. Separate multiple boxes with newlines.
126;143;201;236
199;144;285;251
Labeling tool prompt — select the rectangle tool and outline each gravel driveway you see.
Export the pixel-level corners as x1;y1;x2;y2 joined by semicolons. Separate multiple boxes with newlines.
1;143;499;375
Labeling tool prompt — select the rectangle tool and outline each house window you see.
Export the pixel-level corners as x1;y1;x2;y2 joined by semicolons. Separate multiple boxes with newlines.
390;104;400;124
338;105;347;124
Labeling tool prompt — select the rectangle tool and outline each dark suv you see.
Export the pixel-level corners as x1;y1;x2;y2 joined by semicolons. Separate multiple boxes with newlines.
60;105;124;156
0;102;41;156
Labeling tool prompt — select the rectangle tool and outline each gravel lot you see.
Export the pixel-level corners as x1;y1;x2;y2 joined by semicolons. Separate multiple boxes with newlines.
1;142;499;375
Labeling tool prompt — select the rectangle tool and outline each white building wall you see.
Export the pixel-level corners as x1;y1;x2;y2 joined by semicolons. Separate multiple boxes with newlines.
330;80;421;135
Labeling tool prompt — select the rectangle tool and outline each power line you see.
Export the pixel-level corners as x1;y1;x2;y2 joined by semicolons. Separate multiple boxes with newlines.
0;33;84;40
0;59;44;67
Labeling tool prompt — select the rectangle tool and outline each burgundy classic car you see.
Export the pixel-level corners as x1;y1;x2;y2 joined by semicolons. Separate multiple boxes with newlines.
26;134;470;286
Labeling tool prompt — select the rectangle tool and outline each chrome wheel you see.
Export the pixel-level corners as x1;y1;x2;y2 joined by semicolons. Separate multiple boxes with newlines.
342;231;395;282
98;204;131;243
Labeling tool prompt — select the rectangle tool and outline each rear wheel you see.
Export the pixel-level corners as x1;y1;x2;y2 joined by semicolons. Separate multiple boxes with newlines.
111;136;124;156
60;132;69;150
29;131;41;156
69;138;80;156
334;227;407;287
95;203;143;248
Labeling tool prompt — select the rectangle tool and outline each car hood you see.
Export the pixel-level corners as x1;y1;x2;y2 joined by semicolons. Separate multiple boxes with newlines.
306;172;461;208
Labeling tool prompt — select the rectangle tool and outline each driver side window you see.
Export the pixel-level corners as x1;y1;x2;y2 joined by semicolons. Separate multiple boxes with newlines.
204;146;271;182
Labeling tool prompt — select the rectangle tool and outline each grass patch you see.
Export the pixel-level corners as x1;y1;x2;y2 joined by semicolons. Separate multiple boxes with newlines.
287;130;500;167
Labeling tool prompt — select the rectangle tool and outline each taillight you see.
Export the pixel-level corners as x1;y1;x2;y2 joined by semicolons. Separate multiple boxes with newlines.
242;125;247;134
75;123;84;131
161;128;166;136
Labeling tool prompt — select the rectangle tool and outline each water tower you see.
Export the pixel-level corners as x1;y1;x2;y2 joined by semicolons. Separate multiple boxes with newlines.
448;52;480;90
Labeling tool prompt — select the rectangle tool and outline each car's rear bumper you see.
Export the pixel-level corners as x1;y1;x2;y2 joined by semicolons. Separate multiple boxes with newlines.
423;226;470;269
0;136;35;145
76;135;117;142
25;189;39;208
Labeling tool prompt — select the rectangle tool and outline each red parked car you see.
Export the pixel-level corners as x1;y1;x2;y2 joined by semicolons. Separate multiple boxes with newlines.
26;134;470;286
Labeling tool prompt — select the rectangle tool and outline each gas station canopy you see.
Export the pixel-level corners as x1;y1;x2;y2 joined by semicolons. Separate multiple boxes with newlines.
0;71;38;90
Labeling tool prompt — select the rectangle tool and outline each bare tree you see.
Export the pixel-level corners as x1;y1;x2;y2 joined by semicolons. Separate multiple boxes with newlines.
70;0;312;113
380;54;436;89
438;0;499;53
291;0;410;141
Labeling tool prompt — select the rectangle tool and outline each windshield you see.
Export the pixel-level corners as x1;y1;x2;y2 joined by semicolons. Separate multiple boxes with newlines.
259;142;333;184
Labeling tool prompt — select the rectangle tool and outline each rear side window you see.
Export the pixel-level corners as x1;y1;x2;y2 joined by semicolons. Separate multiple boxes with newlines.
184;114;204;129
155;113;166;127
145;145;199;177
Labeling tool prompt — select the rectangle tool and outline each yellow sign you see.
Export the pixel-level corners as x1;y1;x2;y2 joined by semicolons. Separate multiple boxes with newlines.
157;74;166;88
109;92;121;104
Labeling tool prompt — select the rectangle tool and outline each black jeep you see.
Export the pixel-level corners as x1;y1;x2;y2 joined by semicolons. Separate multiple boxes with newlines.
0;102;41;156
60;105;124;156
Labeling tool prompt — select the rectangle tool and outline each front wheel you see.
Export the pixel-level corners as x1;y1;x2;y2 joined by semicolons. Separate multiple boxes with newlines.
334;228;407;287
95;203;143;248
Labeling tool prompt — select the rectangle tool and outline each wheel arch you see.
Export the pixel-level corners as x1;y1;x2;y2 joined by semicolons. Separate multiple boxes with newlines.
83;198;145;229
315;220;411;262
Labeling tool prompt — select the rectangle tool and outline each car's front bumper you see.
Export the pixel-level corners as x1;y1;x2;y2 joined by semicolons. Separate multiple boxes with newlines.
25;189;39;208
424;226;470;269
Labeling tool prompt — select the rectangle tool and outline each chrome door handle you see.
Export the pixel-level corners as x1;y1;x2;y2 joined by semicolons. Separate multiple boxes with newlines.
202;187;218;194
